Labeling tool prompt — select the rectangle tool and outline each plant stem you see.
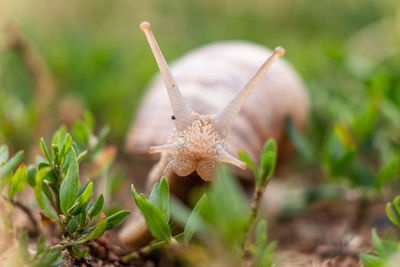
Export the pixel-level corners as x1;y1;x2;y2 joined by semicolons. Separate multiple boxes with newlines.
241;179;271;252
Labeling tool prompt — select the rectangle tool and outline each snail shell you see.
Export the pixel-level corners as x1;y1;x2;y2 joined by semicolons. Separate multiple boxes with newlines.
120;22;308;248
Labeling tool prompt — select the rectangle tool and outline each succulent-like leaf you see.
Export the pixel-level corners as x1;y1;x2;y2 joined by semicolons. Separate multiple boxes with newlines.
27;165;37;187
386;202;400;228
131;185;171;241
52;125;67;148
59;134;73;159
255;219;267;251
258;139;277;186
35;167;58;221
67;217;79;234
8;163;28;200
106;210;131;230
149;178;170;220
60;149;79;214
40;138;52;165
70;182;93;215
36;236;46;257
77;150;88;164
184;194;208;243
0;151;24;180
86;219;108;241
73;121;90;146
89;194;104;218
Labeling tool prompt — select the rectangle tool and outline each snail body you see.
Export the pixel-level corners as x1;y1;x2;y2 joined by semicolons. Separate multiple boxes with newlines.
120;22;308;247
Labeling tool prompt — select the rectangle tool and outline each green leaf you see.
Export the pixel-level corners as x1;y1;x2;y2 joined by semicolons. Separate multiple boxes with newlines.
257;241;277;267
360;253;383;266
258;139;277;186
149;177;170;221
78;212;87;229
8;163;28;200
170;196;191;227
70;182;93;215
67;217;79;234
36;156;49;170
51;144;59;159
42;183;56;210
285;117;315;162
60;149;79;215
84;111;95;133
89;194;104;218
61;150;72;173
255;219;268;251
35;249;62;267
27;165;37;187
19;231;30;261
330;149;357;177
375;157;399;189
131;185;171;241
43;171;57;185
238;150;257;176
76;150;88;164
392;197;400;222
36;236;46;257
0;145;9;162
35;167;59;221
205;169;249;244
77;182;90;198
81;224;95;235
149;182;160;206
386;202;400;228
73;121;90;146
0;151;24;180
51;125;67;148
59;134;73;159
184;194;208;243
106;210;131;230
86;219;108;241
158;178;170;221
40;138;52;165
371;229;385;256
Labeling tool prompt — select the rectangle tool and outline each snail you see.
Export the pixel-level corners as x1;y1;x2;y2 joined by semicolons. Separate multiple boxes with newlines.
119;22;308;248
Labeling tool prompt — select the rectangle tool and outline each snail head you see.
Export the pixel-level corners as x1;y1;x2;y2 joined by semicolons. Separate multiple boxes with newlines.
140;21;284;181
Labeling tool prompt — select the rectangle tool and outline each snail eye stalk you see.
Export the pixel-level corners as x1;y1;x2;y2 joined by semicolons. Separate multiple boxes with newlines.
213;47;285;137
140;21;194;131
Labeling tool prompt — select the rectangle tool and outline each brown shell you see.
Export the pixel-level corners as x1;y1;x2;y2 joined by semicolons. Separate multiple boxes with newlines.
126;41;308;179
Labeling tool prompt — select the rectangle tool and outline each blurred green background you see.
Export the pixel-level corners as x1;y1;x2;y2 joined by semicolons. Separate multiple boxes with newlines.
0;0;399;192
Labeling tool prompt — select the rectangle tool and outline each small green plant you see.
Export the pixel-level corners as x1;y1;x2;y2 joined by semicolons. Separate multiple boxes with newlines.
129;139;278;266
36;127;130;250
361;196;400;266
286;118;399;191
131;177;176;244
0;124;130;265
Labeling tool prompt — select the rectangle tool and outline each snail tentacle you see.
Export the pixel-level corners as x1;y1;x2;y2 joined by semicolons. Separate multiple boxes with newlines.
213;47;285;137
140;21;194;130
149;140;181;154
216;144;246;170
